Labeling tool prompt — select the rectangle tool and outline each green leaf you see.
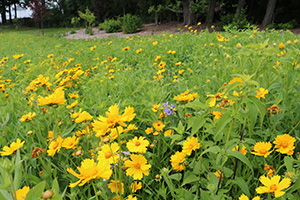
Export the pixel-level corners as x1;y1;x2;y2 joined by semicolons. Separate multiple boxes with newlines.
181;171;199;186
169;173;182;182
227;151;253;174
190;116;205;135
174;121;185;134
286;175;300;194
25;181;46;200
200;189;211;199
247;96;266;127
13;150;22;189
284;156;294;172
62;123;77;137
200;146;221;157
214;112;232;141
232;177;250;197
0;190;13;200
51;178;62;200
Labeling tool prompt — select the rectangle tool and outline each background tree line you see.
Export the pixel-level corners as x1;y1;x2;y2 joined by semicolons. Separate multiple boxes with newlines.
0;0;299;29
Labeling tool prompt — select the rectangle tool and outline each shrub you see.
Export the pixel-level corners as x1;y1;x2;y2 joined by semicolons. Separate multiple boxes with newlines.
99;18;122;33
219;9;250;30
122;14;143;34
278;19;298;29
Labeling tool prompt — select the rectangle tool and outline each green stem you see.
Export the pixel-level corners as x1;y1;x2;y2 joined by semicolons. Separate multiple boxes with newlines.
91;181;99;200
288;121;300;135
116;127;123;200
225;119;235;151
9;175;16;200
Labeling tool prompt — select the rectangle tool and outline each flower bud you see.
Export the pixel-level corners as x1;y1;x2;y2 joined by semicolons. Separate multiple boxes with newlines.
42;190;54;199
27;130;34;135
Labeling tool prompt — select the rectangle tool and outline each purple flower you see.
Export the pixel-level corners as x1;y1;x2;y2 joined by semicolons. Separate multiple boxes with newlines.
164;108;172;115
163;102;168;107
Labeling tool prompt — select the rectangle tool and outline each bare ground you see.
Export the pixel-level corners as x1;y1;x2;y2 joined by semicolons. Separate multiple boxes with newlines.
65;21;300;40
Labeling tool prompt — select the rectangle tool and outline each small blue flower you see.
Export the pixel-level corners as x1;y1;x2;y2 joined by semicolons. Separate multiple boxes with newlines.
164;108;172;115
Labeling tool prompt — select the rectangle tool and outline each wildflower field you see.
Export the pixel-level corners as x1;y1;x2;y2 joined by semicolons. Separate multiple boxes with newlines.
0;26;300;200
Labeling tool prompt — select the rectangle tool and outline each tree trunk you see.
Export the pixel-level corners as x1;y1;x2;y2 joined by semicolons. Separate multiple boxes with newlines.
14;3;17;19
155;12;158;25
8;4;12;23
262;0;277;27
206;0;216;24
183;0;194;25
235;0;245;15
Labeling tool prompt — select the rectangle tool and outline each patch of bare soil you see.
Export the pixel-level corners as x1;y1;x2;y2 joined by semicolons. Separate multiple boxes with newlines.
65;21;300;40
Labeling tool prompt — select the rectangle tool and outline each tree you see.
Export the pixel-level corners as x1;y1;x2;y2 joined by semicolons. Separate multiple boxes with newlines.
235;0;245;15
28;0;51;35
182;0;195;25
0;0;8;24
262;0;277;27
206;0;216;24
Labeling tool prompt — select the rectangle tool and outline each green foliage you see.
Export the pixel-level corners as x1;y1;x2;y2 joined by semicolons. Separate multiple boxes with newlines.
219;9;250;30
99;18;122;33
122;14;143;34
78;7;96;35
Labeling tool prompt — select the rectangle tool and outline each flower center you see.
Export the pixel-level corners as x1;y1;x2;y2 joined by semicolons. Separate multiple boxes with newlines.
134;163;141;169
53;142;59;149
105;152;112;159
270;184;278;192
135;141;141;146
281;141;288;148
260;149;267;154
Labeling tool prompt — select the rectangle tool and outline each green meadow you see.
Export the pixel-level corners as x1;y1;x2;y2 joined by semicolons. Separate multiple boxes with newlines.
0;26;300;200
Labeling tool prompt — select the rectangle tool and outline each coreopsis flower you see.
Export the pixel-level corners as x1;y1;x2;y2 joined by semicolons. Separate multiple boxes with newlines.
211;111;223;120
232;144;247;155
126;195;137;200
273;134;296;155
255;88;268;99
182;137;200;155
170;151;186;171
264;164;275;177
126;136;149;153
158;61;166;68
174;89;198;103
151;104;161;112
207;92;225;107
20;112;36;122
31;147;46;158
217;34;224;41
66;100;78;109
251;142;273;158
239;193;249;200
236;43;242;48
267;104;281;116
47;136;64;157
90;46;96;51
67;158;112;187
152;41;158;45
16;186;30;200
68;93;79;98
108;180;124;194
125;124;138;133
164;129;173;136
75;111;93;123
252;197;260;200
130;181;142;193
256;175;291;198
152;121;165;132
97;142;120;164
62;136;79;149
0;138;25;156
175;62;182;66
37;87;66;106
124;154;151;180
145;127;153;135
136;48;142;54
229;77;244;85
47;131;53;141
71;109;82;118
122;46;130;51
47;54;54;58
92;104;135;137
213;170;223;179
278;42;285;49
13;54;24;59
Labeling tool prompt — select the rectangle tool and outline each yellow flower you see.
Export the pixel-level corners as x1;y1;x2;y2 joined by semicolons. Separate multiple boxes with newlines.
47;136;63;157
92;104;135;137
108;180;124;194
175;62;182;66
164;129;173;136
278;42;285;49
16;186;30;200
13;54;24;59
251;141;273;158
197;22;201;25
75;111;93;123
232;144;247;155
37;87;66;106
145;127;153;135
71;109;82;118
67;158;112;187
136;48;142;54
130;181;142;193
273;134;296;155
90;45;96;51
255;88;268;99
126;136;149;153
62;136;79;149
267;104;281;116
213;170;223;179
126;195;137;200
0;139;25;156
238;193;249;200
229;77;244;85
122;46;130;51
47;54;54;58
124;154;151;180
97;142;120;164
68;93;79;98
66;100;78;109
207;92;224;107
152;41;158;45
211;111;223;120
256;175;291;198
170;151;186;171
151;104;161;112
154;56;161;62
125;124;138;133
153;121;165;132
174;89;198;103
236;43;242;48
20;112;36;122
182;137;200;155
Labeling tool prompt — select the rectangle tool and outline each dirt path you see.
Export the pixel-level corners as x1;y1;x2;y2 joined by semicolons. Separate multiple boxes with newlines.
65;21;300;40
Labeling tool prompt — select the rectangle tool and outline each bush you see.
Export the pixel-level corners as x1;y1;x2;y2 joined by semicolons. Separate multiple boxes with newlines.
99;18;122;33
218;9;250;30
122;14;143;34
278;19;298;29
